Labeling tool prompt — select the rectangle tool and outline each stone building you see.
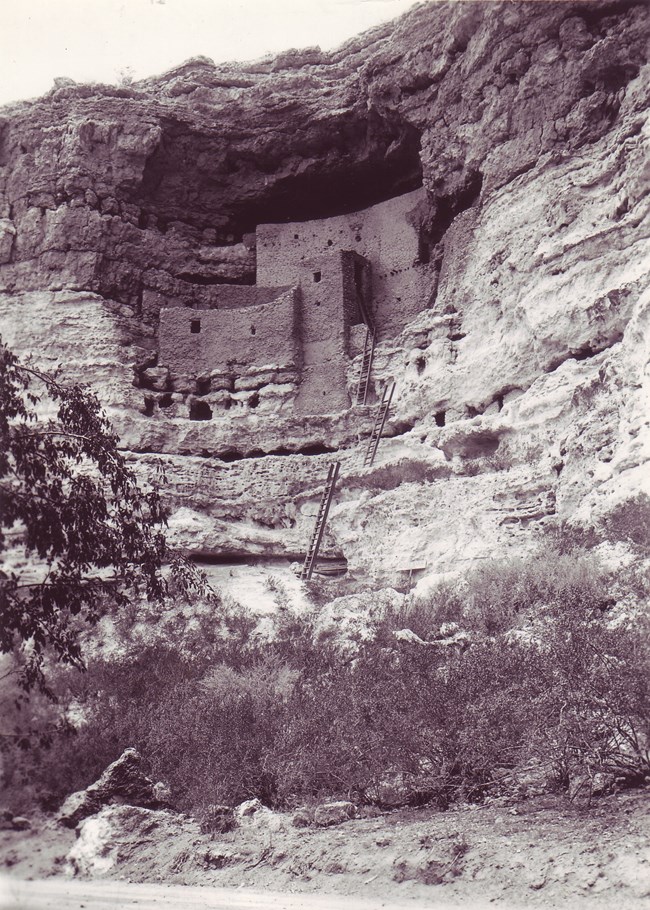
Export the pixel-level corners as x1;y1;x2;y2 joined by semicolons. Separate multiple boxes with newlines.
156;187;428;416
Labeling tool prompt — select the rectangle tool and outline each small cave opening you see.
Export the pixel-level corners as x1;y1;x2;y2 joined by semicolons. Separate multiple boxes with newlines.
190;318;201;334
143;396;155;417
570;343;597;361
189;400;213;421
415;356;426;375
313;555;348;578
248;392;260;409
214;440;337;462
434;411;446;427
158;393;174;408
313;271;322;283
177;272;254;287
426;169;484;249
196;376;211;395
225;117;423;235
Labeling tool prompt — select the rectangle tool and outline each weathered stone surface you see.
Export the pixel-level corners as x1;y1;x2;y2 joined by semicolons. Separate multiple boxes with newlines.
0;0;648;594
66;805;199;877
0;219;16;264
291;807;314;828
58;748;167;828
313;801;357;827
0;811;31;831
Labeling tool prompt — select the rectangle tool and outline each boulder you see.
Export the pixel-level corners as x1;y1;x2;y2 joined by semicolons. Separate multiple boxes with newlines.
199;804;236;834
291;807;314;828
0;219;16;265
66;805;199;877
235;798;264;820
313;801;356;827
234;798;286;832
569;770;616;802
58;748;168;828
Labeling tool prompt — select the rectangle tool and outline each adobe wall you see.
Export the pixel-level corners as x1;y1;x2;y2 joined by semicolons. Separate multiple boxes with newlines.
286;251;370;415
290;252;348;414
256;188;429;338
143;281;290;320
159;288;299;377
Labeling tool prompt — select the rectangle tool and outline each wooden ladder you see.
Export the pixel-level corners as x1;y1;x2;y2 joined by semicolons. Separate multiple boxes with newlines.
300;462;340;581
363;383;395;468
356;326;376;405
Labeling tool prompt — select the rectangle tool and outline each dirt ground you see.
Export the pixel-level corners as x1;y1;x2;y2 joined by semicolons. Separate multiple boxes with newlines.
1;788;649;909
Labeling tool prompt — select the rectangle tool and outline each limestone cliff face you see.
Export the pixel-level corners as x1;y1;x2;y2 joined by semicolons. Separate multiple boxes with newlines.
0;0;648;592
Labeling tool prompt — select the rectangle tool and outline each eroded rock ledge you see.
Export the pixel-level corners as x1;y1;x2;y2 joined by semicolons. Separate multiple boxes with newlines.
0;0;648;588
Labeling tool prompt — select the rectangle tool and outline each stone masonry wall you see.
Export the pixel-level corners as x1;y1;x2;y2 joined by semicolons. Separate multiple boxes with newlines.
159;288;299;377
143;282;290;320
291;252;350;415
256;188;431;338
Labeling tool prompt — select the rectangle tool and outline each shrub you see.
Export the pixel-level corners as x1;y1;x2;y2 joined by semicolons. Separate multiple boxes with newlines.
602;493;650;551
3;548;648;813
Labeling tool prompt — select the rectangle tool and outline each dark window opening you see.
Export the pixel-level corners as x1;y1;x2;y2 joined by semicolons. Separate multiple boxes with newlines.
196;377;211;395
250;325;256;335
294;233;299;239
248;392;260;409
313;271;321;283
327;239;333;247
190;319;201;334
159;393;174;408
189;400;212;421
143;396;154;417
435;411;446;427
415;356;426;375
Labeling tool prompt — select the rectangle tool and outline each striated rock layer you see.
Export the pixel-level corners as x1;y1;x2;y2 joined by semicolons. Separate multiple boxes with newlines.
0;0;648;594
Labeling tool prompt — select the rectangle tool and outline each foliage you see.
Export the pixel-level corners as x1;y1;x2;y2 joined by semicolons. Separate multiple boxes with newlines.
602;493;650;551
5;547;649;813
0;338;202;693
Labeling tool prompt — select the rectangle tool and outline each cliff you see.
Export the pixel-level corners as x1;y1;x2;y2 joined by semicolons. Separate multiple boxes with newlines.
0;0;648;595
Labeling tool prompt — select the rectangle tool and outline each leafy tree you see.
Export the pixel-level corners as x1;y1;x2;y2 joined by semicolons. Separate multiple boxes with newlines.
0;337;194;693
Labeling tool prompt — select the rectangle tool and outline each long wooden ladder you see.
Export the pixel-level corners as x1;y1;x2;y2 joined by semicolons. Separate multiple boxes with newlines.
356;326;375;405
300;462;340;580
363;383;395;468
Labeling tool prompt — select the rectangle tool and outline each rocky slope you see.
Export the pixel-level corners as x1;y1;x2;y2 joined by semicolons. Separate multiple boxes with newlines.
0;0;648;596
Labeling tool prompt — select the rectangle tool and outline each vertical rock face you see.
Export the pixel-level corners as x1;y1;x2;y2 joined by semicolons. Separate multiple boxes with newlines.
0;0;648;588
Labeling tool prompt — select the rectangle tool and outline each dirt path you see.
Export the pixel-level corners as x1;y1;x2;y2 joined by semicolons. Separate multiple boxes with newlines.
0;877;637;910
0;877;538;910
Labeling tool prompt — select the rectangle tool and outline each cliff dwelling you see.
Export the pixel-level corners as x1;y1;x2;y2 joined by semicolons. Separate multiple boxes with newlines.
153;187;428;417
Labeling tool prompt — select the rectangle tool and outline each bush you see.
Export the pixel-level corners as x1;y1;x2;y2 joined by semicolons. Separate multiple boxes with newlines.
3;547;648;813
602;493;650;551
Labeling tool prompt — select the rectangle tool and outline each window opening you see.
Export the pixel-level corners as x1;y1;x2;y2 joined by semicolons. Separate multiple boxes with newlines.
189;400;212;421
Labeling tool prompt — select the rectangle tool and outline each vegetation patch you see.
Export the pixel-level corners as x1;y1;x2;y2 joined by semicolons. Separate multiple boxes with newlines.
3;546;648;815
